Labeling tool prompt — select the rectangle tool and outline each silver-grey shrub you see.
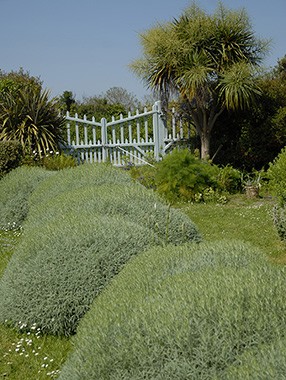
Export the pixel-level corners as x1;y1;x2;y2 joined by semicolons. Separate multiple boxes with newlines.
0;163;201;336
273;204;286;242
0;213;158;336
26;183;201;245
0;166;54;230
221;338;286;379
28;162;135;207
58;241;286;380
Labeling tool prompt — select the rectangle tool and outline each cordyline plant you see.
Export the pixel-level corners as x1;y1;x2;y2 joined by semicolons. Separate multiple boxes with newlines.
130;2;269;159
0;86;65;157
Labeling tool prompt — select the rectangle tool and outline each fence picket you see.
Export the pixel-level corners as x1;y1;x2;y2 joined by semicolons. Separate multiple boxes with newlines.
64;101;187;166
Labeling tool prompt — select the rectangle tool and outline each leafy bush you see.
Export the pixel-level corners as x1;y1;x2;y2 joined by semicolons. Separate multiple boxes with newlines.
0;140;23;178
41;152;77;170
273;204;286;242
155;149;219;202
58;241;286;380
216;164;242;193
129;164;156;189
0;166;54;230
0;163;200;336
267;146;286;203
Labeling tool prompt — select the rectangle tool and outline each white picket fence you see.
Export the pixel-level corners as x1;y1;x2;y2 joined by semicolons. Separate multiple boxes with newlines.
64;101;187;166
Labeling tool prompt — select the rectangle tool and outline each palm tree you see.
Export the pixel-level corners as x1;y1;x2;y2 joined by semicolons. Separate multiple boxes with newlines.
0;87;65;157
130;3;269;159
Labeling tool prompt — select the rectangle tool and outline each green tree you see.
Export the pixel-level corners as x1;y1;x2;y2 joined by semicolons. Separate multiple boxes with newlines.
130;3;268;159
59;90;76;113
103;87;140;112
75;96;126;120
211;55;286;170
0;69;65;157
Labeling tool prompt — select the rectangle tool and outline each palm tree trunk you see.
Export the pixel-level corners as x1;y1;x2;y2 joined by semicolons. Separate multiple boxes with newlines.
191;105;225;160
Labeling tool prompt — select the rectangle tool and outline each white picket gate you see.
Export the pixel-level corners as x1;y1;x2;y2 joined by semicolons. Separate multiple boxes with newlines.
64;101;187;166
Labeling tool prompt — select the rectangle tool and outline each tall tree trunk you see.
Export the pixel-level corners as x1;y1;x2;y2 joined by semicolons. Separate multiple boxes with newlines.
191;105;225;160
200;128;211;160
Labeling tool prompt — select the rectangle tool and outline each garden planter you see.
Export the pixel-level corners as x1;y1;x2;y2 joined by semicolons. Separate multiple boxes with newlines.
245;185;259;198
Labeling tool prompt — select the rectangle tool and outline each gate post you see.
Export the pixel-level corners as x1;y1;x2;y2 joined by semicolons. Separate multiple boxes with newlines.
152;101;165;161
101;117;108;162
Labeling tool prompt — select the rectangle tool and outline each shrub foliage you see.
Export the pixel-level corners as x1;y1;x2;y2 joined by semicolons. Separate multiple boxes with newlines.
58;241;286;379
0;140;23;178
0;163;201;336
155;149;219;202
0;166;54;230
267;146;286;203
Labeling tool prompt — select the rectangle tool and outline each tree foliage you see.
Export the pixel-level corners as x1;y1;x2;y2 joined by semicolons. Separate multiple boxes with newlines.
0;69;65;157
130;2;269;159
211;55;286;170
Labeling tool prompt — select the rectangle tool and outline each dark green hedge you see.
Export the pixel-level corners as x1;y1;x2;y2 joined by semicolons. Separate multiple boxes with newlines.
0;140;23;177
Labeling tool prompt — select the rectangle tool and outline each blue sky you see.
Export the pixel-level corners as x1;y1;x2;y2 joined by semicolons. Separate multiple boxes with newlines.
0;0;285;101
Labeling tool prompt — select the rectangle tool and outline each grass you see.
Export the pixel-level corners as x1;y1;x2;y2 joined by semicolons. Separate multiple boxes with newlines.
182;194;286;263
1;193;286;379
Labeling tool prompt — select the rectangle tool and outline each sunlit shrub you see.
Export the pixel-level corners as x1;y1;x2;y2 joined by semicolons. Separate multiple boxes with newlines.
273;204;286;242
0;166;54;230
155;149;218;203
267;146;286;203
27;183;201;245
41;152;77;171
0;214;158;336
58;241;286;379
0;163;200;336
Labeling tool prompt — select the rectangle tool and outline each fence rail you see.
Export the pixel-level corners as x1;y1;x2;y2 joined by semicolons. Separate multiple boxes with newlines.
64;101;189;166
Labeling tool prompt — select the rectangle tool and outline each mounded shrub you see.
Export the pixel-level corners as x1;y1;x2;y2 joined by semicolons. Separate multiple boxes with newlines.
273;204;286;242
0;163;200;336
26;183;201;245
0;214;158;336
58;241;286;380
28;163;135;207
0;140;23;177
0;166;55;230
221;338;286;379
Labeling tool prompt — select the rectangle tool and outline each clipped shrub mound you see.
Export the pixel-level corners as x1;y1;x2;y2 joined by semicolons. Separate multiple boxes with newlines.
26;183;201;245
273;204;286;242
28;163;135;207
58;241;286;380
0;214;158;336
222;338;286;379
0;163;201;336
0;166;54;230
